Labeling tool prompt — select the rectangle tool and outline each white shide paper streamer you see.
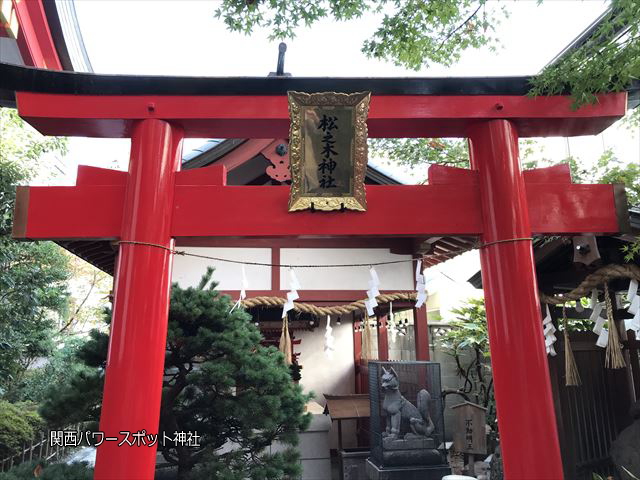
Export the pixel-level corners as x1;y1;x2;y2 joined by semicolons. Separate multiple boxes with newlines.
626;279;640;336
596;328;609;348
365;267;380;316
542;304;557;356
230;265;249;313
282;268;301;318
389;301;398;344
324;315;335;359
415;260;428;309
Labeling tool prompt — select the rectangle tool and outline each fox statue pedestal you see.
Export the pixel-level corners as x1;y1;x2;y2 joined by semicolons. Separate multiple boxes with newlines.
366;362;451;480
381;435;442;466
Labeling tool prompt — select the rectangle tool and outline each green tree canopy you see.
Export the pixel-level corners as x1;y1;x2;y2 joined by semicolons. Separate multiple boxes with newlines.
216;0;503;69
0;109;71;397
215;0;638;105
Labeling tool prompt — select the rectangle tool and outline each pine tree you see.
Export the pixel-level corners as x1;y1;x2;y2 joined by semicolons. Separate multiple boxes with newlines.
40;268;311;479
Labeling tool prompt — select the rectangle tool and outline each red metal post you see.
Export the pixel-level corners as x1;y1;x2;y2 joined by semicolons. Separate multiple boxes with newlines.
468;120;563;479
94;119;183;479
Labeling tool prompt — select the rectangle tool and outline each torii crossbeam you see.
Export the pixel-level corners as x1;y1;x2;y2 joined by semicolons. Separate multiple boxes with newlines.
5;65;630;480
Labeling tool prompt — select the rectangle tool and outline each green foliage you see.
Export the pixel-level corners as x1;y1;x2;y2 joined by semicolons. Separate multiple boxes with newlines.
9;338;94;405
361;0;502;70
214;0;504;69
0;401;44;458
215;0;637;109
623;239;640;263
530;0;640;108
439;298;496;441
0;108;71;397
440;298;488;359
188;448;301;480
39;328;114;428
41;269;311;479
0;461;93;480
369;137;469;169
0;109;67;178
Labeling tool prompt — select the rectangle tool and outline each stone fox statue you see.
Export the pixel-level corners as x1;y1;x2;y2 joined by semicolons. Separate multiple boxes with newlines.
381;367;435;439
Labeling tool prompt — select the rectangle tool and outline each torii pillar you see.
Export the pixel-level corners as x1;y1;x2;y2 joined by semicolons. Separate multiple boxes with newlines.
469;120;563;478
8;77;629;480
96;119;183;478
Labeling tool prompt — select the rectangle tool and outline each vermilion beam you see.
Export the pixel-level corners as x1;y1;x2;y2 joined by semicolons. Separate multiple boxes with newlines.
15;91;627;138
13;166;624;240
12;185;124;239
11;0;63;70
469;120;563;479
172;184;483;236
94;119;183;479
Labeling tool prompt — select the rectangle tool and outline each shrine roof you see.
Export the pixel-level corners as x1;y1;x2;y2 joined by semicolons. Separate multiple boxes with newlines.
181;138;402;185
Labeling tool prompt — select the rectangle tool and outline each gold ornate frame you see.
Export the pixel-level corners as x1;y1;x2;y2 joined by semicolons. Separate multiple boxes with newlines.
287;91;371;212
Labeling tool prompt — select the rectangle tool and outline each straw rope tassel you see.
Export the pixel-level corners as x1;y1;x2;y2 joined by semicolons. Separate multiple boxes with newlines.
562;305;581;386
279;315;293;366
604;283;625;369
361;313;373;361
242;292;416;317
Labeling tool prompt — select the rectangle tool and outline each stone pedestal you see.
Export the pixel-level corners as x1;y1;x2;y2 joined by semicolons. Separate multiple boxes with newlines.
341;448;370;480
380;436;443;467
366;459;451;480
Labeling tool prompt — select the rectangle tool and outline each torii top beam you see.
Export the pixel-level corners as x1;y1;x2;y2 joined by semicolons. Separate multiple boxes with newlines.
3;62;630;241
1;63;627;138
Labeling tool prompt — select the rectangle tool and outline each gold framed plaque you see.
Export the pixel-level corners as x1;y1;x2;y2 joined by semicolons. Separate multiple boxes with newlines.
287;91;371;212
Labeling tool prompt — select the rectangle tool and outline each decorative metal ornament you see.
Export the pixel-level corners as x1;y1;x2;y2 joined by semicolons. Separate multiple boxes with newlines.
287;91;371;212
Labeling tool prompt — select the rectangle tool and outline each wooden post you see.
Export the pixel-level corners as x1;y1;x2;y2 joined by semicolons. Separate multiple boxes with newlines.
413;305;430;361
353;313;363;393
377;313;389;361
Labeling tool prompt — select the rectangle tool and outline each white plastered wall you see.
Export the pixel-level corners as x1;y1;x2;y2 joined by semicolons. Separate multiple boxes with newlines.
171;247;271;290
279;248;413;290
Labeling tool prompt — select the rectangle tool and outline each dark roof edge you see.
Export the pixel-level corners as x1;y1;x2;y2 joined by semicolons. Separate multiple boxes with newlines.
0;62;539;97
182;139;245;170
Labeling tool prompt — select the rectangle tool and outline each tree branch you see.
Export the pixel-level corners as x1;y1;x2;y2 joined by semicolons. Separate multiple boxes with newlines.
58;271;98;333
435;2;484;54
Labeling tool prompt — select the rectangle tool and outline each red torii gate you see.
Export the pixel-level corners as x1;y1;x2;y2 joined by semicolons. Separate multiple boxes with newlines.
6;66;629;479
